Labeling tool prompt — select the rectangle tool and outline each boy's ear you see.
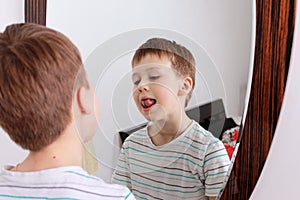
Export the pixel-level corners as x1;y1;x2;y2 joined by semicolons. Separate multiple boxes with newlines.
76;86;92;114
178;77;193;96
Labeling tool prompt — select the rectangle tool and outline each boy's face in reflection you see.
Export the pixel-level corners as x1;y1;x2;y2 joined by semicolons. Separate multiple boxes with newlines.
132;54;184;122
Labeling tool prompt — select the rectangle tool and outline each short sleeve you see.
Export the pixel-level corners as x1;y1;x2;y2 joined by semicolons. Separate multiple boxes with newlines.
203;140;231;197
111;143;132;190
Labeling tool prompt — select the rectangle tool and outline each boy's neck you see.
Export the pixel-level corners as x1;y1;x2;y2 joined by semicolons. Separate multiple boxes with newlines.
148;113;193;146
13;125;84;172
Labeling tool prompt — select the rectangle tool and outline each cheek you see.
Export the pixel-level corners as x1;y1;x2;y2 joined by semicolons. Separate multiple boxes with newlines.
133;93;140;106
153;84;178;99
132;88;140;103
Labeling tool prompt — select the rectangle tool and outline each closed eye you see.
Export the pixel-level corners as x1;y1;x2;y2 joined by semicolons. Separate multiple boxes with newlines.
133;79;141;86
132;73;141;86
149;75;160;80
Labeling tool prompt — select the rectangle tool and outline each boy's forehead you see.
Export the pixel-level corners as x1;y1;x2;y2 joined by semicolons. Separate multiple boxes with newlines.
132;54;174;73
131;63;173;75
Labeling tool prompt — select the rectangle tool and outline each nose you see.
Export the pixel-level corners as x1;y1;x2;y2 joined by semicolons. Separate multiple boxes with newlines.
137;84;149;92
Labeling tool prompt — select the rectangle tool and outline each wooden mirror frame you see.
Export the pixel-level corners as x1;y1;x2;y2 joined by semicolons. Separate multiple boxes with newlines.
24;0;295;199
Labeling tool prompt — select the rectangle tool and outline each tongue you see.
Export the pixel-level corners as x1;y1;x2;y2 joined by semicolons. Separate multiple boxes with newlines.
144;99;155;107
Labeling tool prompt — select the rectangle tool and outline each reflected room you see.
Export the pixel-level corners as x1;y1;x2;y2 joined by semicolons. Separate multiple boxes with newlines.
47;0;255;198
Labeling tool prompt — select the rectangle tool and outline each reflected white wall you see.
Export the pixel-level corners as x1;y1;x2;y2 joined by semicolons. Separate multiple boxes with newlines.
47;0;254;182
0;0;28;166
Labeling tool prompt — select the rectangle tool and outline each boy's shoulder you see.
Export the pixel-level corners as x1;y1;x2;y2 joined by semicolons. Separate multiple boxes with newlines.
0;165;134;199
123;126;148;144
188;121;219;140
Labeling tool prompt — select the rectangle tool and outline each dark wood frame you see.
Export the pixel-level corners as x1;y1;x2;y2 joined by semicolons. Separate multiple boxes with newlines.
24;0;295;199
24;0;46;25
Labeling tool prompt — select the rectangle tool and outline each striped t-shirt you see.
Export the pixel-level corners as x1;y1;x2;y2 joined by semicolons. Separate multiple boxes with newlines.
112;121;230;200
0;166;135;200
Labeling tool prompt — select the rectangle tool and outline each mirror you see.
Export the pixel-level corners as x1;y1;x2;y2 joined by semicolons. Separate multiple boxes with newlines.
45;0;255;198
23;0;296;199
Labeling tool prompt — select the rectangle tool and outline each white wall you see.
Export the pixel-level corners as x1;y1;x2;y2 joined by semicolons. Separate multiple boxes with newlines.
47;0;254;182
0;0;23;31
250;1;300;199
0;0;28;166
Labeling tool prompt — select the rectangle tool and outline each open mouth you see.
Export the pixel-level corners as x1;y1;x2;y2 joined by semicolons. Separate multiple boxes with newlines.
141;98;157;109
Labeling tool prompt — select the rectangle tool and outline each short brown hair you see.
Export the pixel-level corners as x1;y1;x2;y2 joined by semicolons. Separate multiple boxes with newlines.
0;23;88;151
132;38;195;106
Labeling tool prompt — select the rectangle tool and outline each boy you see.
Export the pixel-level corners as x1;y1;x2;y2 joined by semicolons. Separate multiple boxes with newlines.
112;38;230;199
0;23;135;199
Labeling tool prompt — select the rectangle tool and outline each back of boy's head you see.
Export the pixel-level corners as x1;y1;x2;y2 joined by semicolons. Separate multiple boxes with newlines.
131;38;196;106
0;23;88;151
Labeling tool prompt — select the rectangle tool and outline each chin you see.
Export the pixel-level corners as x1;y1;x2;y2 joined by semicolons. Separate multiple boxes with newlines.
141;107;168;122
144;113;166;123
142;114;153;122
